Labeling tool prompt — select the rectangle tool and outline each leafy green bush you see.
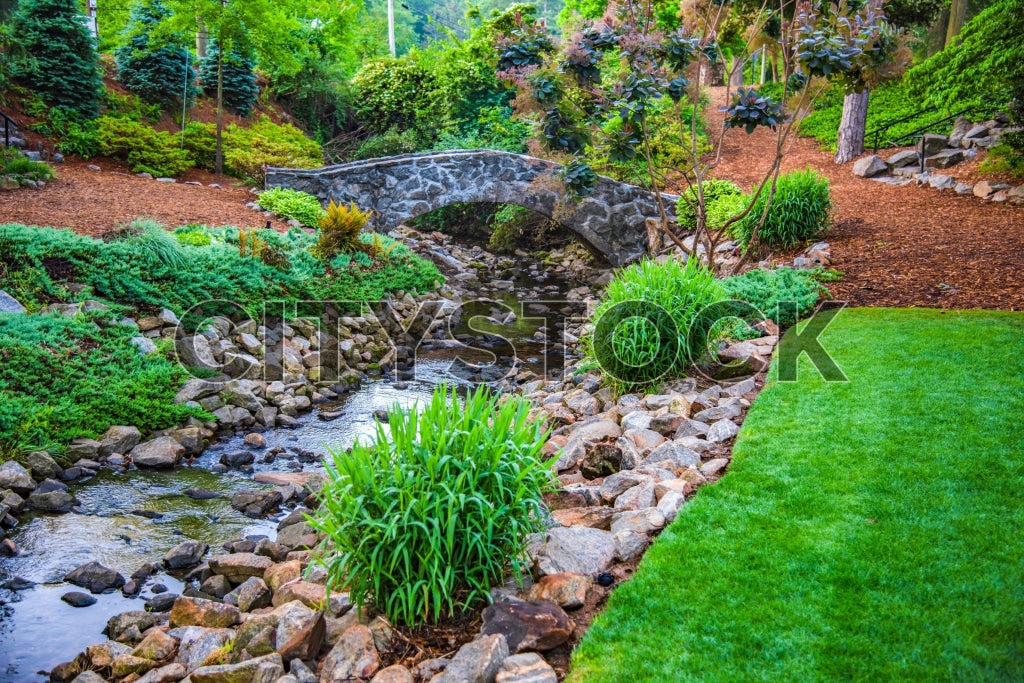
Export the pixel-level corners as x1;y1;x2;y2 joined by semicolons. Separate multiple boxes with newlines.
313;201;370;260
722;267;829;326
733;168;832;250
352;127;425;160
0;312;204;450
199;41;258;116
584;257;725;387
181;121;216;170
28;103;101;158
114;0;198;108
257;187;324;228
96;116;194;177
978;144;1024;180
222;117;323;184
10;0;104;118
1;148;56;182
676;179;744;232
310;384;554;626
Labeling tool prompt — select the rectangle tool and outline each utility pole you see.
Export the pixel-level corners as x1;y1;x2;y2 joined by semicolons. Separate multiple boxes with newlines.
387;0;396;57
86;0;98;39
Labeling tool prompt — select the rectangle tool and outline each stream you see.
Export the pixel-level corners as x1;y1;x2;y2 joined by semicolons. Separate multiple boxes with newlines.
0;247;583;682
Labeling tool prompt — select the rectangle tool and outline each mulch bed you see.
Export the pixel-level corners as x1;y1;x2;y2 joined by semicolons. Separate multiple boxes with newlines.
690;88;1024;311
0;158;289;237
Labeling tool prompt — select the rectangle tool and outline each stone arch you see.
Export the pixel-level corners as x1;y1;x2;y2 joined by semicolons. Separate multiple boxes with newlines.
265;150;678;267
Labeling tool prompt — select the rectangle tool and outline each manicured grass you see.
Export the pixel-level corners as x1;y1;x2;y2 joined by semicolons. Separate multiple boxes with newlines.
569;308;1024;682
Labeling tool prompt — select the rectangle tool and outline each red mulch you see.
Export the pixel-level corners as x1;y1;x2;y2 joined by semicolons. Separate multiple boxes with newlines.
0;158;288;236
694;87;1024;311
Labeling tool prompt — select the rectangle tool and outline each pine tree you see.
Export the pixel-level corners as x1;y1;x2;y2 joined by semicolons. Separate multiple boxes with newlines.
114;0;198;108
199;41;258;117
10;0;103;118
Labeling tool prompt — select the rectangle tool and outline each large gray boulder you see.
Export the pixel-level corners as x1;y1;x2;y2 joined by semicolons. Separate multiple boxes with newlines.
534;526;616;576
0;460;36;494
851;155;887;178
0;289;26;314
130;437;184;469
432;634;509;683
65;561;126;593
99;425;141;457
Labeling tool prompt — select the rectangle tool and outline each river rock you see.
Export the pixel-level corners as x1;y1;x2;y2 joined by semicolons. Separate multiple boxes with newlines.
99;425;141;457
579;441;622;479
433;634;508;683
0;289;26;314
65;561;126;593
706;419;739;443
481;601;572;653
209;552;273;582
611;508;666;536
0;538;17;556
105;611;157;641
170;626;234;671
886;149;919;168
0;461;35;494
201;574;233;598
169;596;241;628
535;526;615;576
272;580;326;609
495;653;557;683
264;560;302;592
657;490;686;522
131;437;185;468
131;630;179;661
643;442;700;469
613;482;657;511
851;155;887;178
372;665;415;683
527;573;589;609
136;663;188;683
27;489;78;512
599;470;648;502
613;529;650;561
25;451;62;480
274;600;325;660
61;591;97;607
227;576;270;612
231;489;283;517
190;652;284;683
164;540;209;569
112;654;157;678
322;624;380;682
550;506;614;530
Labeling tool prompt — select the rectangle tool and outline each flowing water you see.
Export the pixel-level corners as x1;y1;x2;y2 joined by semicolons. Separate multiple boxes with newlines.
0;257;579;681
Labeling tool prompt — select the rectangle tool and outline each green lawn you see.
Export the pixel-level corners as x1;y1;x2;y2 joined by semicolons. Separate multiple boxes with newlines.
569;308;1024;682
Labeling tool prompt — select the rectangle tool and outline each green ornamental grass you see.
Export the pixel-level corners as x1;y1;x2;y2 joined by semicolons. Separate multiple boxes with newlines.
310;384;556;626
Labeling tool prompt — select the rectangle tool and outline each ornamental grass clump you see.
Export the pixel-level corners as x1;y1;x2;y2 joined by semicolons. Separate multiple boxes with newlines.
733;168;832;250
309;384;555;627
583;257;725;388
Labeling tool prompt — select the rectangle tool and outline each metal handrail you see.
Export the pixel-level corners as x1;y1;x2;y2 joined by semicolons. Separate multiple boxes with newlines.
869;100;1000;153
0;109;18;149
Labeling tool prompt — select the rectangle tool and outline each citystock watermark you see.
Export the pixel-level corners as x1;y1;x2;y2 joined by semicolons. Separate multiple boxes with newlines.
169;297;848;388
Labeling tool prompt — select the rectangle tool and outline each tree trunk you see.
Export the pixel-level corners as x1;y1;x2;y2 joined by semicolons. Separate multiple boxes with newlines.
945;0;967;48
729;56;744;87
215;46;224;176
196;21;208;60
835;89;870;164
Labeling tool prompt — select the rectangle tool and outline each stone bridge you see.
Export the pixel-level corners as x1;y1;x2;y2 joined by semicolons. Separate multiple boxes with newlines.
265;150;678;266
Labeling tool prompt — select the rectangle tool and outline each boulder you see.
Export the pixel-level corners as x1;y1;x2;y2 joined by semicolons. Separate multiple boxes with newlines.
643;442;700;469
579;441;622;479
707;419;740;443
921;133;948;157
610;508;666;536
190;652;284;683
550;506;614;530
321;624;380;682
131;630;179;661
64;439;100;462
612;482;657;511
231;489;283;518
925;149;964;169
170;626;234;671
131;437;185;468
851;155;887;178
169;596;241;628
599;470;649;502
208;552;273;582
372;665;415;683
164;540;209;570
25;451;62;480
105;611;157;641
274;600;325;660
495;653;557;683
886;149;919;168
177;335;218;372
973;180;1011;198
657;490;686;522
527;573;590;609
0;460;36;494
27;489;78;513
136;663;188;683
481;601;572;653
0;289;26;314
613;529;650;561
433;634;508;683
535;526;616;576
112;654;157;678
927;174;957;190
61;591;97;607
99;425;141;457
230;576;272;612
271;580;326;610
264;560;302;592
65;561;126;593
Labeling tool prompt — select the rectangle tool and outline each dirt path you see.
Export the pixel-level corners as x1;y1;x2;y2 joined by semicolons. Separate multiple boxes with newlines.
696;87;1024;310
0;159;288;237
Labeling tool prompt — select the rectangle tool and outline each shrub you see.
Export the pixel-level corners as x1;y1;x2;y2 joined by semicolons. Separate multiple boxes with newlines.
0;312;204;450
352;58;437;135
733;168;832;250
222;117;323;184
487;204;528;252
199;41;258;116
114;0;198;108
10;0;103;118
722;267;829;326
182;121;216;171
1;148;56;182
676;179;744;232
257;187;324;228
313;202;371;260
584;257;725;387
310;384;555;626
96;116;194;177
352;127;425;160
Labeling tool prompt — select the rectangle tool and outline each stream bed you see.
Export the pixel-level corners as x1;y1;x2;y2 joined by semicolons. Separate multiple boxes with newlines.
0;250;581;681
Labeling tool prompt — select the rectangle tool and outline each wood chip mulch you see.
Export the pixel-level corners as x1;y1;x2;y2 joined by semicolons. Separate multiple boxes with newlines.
690;87;1024;311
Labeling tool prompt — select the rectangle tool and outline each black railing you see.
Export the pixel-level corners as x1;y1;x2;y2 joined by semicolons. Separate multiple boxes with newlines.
868;101;999;153
0;109;17;149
